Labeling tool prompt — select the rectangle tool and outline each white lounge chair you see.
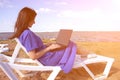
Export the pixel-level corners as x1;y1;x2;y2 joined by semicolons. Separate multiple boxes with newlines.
0;44;9;53
0;61;18;80
0;38;114;80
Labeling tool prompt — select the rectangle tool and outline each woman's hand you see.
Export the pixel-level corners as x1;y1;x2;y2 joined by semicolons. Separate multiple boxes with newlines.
48;43;62;51
45;41;56;47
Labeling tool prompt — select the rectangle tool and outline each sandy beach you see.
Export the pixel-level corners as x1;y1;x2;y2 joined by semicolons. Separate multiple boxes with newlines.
0;32;120;80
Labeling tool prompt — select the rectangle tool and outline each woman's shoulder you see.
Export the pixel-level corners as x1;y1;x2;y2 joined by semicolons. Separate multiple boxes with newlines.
23;29;32;34
22;29;35;36
20;29;33;38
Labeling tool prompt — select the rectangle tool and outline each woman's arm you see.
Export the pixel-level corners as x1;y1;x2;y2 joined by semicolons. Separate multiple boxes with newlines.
28;46;50;60
28;43;62;60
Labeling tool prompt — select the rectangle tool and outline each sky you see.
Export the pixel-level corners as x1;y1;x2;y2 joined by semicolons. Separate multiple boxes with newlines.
0;0;120;32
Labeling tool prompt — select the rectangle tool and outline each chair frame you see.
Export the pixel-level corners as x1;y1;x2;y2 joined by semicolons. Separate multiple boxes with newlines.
0;38;114;80
0;44;9;53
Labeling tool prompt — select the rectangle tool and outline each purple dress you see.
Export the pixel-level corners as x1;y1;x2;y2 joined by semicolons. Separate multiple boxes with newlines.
19;29;77;73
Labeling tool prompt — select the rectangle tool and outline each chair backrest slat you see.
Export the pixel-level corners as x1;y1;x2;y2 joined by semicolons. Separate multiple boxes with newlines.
10;43;21;63
14;38;43;66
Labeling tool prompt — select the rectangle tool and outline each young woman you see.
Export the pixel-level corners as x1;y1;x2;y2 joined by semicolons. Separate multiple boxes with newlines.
10;7;90;73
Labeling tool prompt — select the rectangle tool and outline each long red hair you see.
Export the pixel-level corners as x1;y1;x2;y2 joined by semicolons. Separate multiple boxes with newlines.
10;7;37;39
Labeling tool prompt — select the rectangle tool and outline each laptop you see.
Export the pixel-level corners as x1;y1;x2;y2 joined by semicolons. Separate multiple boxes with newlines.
56;29;73;46
50;29;73;51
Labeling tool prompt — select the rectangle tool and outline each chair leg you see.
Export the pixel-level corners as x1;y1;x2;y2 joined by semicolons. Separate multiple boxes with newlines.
81;62;95;79
47;67;61;80
103;58;114;78
81;62;107;80
80;56;115;80
0;62;18;80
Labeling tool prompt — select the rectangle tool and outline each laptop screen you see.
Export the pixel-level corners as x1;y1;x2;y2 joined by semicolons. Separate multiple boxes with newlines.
56;29;73;46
